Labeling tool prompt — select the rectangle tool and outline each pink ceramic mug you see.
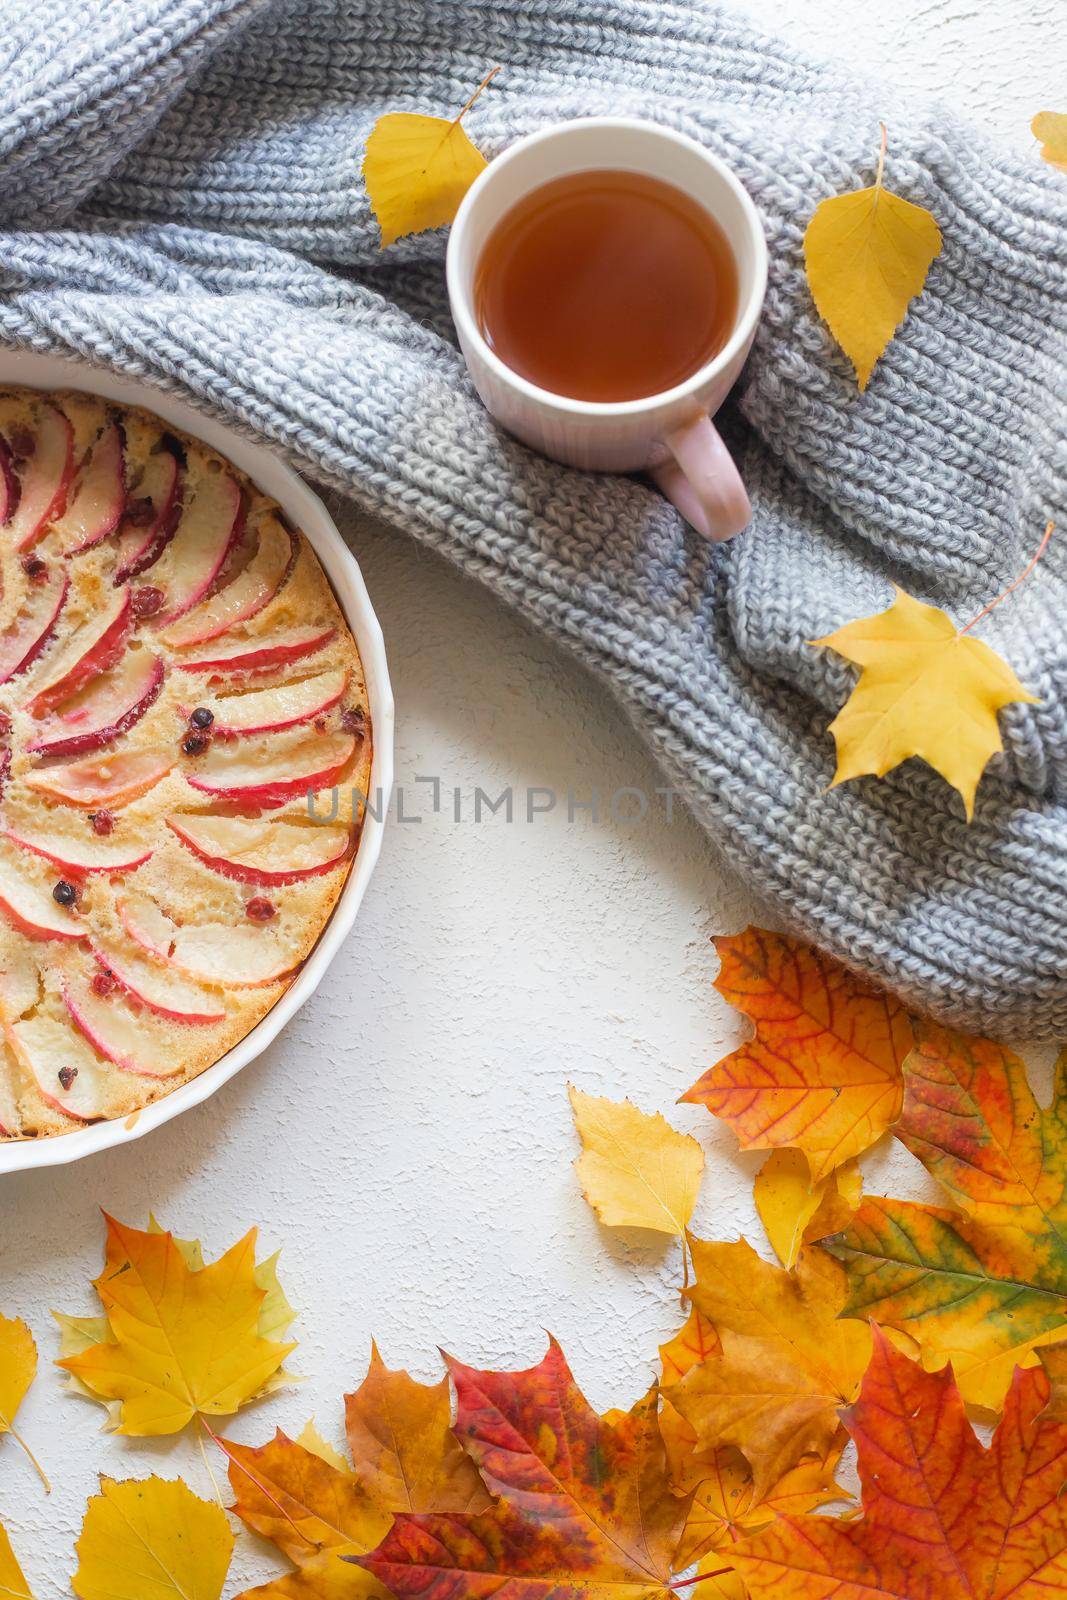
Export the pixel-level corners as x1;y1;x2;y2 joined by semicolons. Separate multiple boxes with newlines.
446;117;767;541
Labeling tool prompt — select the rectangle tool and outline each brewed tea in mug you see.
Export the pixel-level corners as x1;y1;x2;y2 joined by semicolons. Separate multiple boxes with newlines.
474;168;739;403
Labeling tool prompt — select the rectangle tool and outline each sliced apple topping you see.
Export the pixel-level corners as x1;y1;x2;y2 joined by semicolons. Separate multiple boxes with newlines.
0;943;41;1016
89;938;225;1023
113;447;183;582
0;565;68;684
115;892;174;961
1;823;152;875
160;515;293;648
26;749;174;808
28;584;132;713
117;893;299;988
63;980;180;1080
201;668;347;738
172;624;337;676
7;1013;106;1119
55;421;127;553
7;404;75;550
0;857;85;940
29;649;164;759
172;923;298;988
185;729;355;807
167;814;351;884
143;472;245;625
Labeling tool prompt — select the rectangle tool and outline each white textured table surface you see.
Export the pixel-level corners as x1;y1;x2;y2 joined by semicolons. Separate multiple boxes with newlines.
1;6;1063;1588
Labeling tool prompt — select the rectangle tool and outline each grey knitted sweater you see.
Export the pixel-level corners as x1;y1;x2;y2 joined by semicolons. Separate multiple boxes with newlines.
0;0;1063;1034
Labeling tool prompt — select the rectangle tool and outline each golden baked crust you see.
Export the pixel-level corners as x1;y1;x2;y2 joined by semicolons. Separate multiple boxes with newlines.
0;387;371;1140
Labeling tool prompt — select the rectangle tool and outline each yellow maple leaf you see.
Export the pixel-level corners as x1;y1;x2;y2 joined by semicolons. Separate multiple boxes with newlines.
754;1150;861;1270
73;1476;233;1600
1033;111;1067;172
668;1239;869;1498
813;584;1038;818
0;1523;32;1600
569;1085;704;1236
804;124;941;389
0;1314;47;1490
57;1214;295;1436
363;68;498;248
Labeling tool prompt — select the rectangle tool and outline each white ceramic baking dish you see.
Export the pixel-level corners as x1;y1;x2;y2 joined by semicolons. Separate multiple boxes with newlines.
0;351;394;1173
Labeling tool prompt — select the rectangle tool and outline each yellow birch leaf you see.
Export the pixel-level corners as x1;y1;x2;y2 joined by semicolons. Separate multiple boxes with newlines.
569;1085;704;1236
0;1315;35;1443
1033;111;1067;172
804;126;941;389
0;1314;48;1489
73;1475;233;1600
58;1214;295;1436
363;71;497;248
813;585;1037;818
0;1523;32;1599
754;1151;862;1269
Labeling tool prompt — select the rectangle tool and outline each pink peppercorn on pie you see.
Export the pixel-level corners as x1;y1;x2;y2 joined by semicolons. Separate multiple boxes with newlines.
0;388;370;1138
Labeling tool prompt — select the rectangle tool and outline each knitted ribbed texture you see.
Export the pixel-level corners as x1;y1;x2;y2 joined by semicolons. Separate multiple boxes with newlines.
0;1;1064;1033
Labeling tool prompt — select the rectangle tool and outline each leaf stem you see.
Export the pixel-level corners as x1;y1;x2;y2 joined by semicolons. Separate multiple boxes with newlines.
453;65;502;126
196;1415;225;1510
671;1567;734;1590
9;1423;50;1493
959;521;1054;636
875;122;888;191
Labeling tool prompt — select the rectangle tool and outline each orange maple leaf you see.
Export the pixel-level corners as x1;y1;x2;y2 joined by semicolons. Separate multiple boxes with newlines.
682;928;915;1180
732;1327;1067;1598
354;1338;688;1600
659;1307;721;1388
224;1344;491;1599
675;1445;845;1571
224;1428;390;1567
344;1343;489;1516
669;1240;867;1501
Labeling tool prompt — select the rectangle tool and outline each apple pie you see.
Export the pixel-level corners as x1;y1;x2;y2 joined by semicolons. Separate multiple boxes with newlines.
0;387;371;1138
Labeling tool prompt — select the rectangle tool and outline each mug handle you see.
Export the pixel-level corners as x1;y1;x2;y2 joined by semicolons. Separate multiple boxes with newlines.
650;413;752;542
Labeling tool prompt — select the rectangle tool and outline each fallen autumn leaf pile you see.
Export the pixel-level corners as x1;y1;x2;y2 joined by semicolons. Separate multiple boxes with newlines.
2;926;1066;1597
